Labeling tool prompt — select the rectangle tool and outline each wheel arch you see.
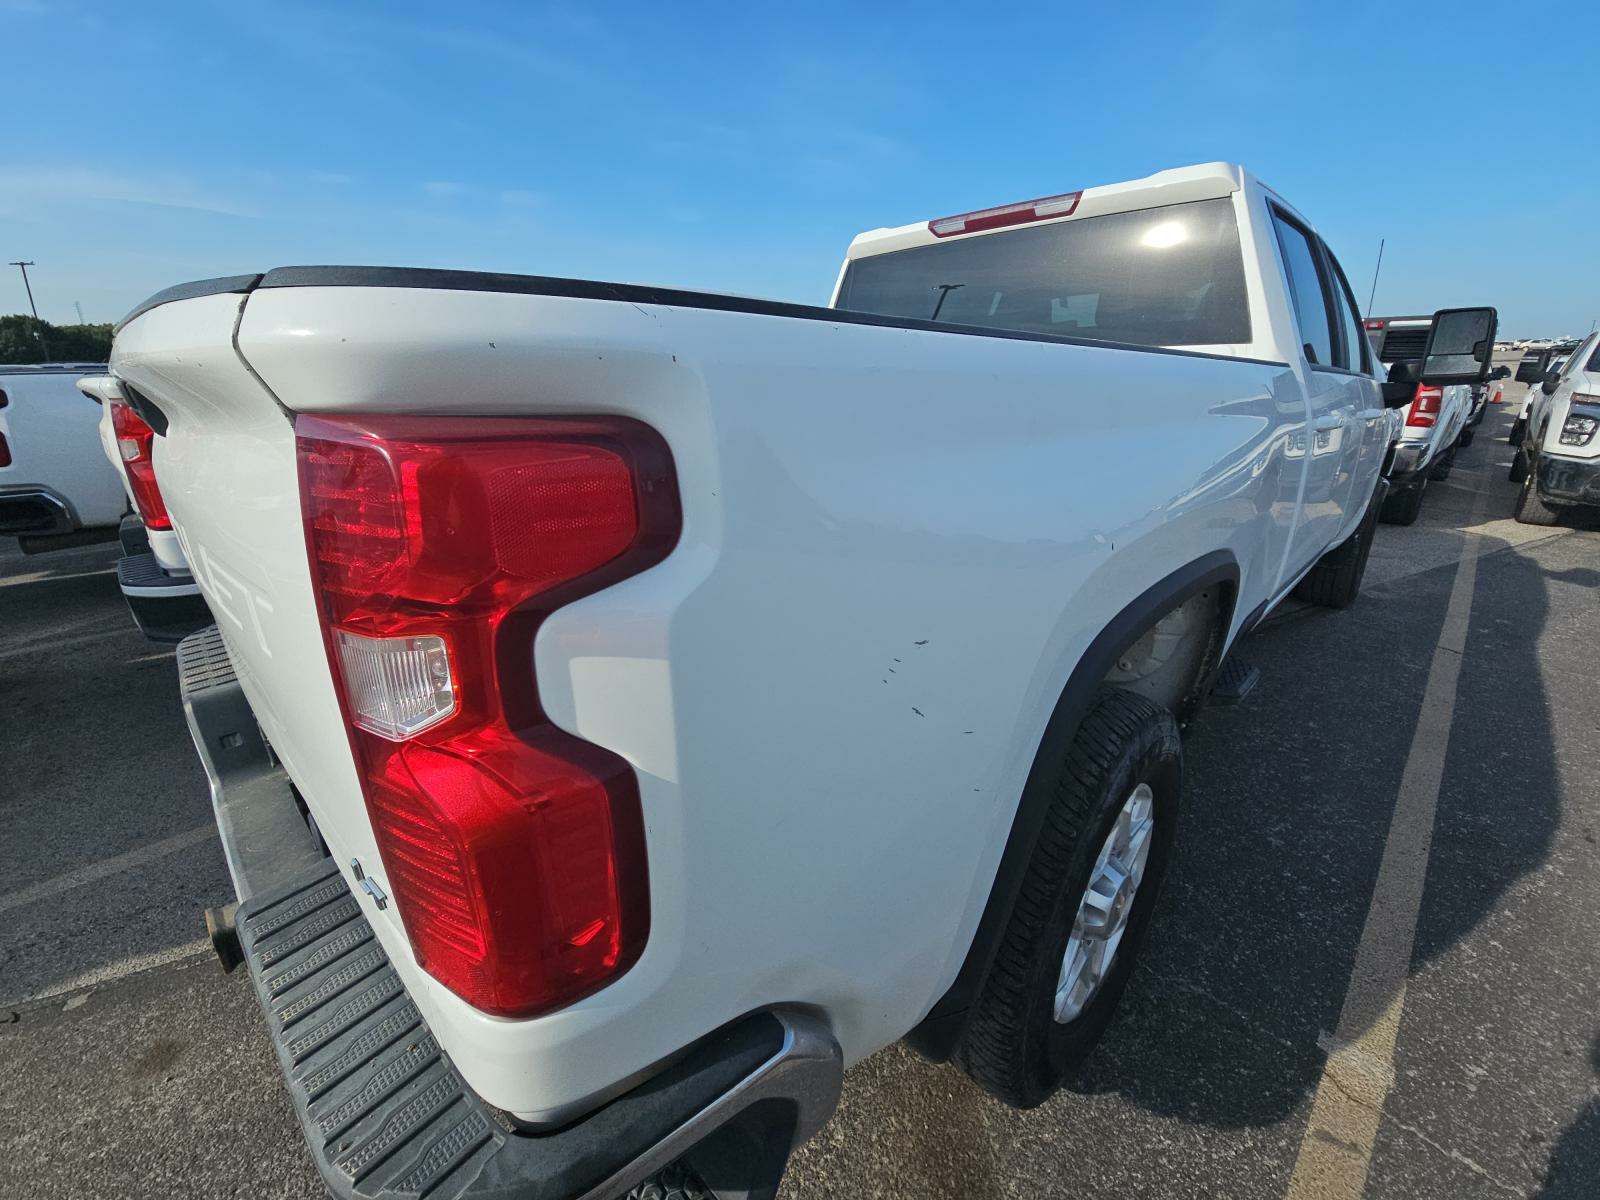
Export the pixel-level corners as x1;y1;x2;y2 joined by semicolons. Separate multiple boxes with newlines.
904;550;1240;1062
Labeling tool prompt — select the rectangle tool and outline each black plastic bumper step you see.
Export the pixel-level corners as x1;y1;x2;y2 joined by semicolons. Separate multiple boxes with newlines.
236;857;798;1200
120;551;212;642
1210;655;1260;704
117;547;196;592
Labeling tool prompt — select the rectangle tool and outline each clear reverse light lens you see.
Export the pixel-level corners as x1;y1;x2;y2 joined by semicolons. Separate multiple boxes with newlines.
335;630;455;739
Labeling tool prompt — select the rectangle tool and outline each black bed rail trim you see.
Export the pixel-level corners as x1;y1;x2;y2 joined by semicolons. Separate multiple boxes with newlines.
119;263;1290;370
115;273;263;334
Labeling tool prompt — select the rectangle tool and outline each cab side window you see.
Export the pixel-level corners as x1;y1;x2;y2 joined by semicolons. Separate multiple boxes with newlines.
1322;245;1371;374
1272;210;1336;368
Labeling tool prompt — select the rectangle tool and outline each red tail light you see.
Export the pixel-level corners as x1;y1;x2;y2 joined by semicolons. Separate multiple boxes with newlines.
109;399;172;529
1405;384;1443;428
0;432;10;469
296;413;679;1017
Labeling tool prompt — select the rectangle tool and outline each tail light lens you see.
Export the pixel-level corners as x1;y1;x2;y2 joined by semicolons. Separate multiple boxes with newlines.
929;190;1081;238
1405;384;1443;429
0;433;10;469
109;399;172;529
296;414;679;1017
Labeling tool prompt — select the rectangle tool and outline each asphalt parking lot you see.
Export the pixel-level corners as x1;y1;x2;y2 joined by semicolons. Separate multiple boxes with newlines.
2;393;1597;1200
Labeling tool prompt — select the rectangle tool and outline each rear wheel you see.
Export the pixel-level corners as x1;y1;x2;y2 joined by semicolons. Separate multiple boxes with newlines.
1458;425;1475;448
1380;479;1426;526
1294;483;1382;609
1513;467;1563;527
1509;449;1529;483
1430;445;1457;481
1509;417;1526;447
956;689;1181;1108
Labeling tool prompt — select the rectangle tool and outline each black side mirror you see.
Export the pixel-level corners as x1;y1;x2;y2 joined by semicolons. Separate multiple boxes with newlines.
1515;359;1546;384
1542;370;1561;396
1418;307;1498;386
1491;366;1511;381
1381;360;1418;408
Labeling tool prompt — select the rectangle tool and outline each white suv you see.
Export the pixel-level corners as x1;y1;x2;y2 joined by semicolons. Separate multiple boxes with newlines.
1511;331;1600;524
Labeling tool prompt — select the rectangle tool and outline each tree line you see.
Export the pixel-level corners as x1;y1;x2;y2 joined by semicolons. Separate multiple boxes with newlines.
0;314;114;364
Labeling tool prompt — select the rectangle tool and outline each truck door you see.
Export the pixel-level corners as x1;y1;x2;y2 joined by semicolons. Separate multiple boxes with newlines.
1268;208;1363;572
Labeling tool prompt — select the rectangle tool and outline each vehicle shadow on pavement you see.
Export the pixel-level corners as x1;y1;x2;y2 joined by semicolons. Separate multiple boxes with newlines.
1534;1035;1600;1198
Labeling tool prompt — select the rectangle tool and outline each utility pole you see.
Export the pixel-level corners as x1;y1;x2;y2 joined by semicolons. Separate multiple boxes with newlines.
8;260;49;359
74;301;85;324
1364;238;1385;319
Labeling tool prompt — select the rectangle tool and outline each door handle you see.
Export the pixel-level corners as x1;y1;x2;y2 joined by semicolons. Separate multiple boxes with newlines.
1312;414;1344;430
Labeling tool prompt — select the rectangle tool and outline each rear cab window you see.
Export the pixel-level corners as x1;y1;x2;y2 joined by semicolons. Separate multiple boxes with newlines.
833;197;1251;349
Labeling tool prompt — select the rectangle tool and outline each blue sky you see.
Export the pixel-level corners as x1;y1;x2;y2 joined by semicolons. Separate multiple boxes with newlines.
4;0;1597;337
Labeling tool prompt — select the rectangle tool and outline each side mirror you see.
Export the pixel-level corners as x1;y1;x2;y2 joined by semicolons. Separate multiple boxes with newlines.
1491;366;1511;381
1381;360;1418;408
1542;370;1561;396
1418;307;1498;386
1515;359;1546;384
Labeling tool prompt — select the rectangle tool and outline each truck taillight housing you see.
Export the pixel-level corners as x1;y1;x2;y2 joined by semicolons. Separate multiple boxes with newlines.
1405;384;1443;429
110;399;173;529
295;413;680;1017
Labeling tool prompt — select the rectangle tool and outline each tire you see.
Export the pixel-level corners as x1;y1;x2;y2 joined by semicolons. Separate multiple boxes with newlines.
1294;483;1382;609
1513;467;1563;527
1508;450;1528;484
1430;445;1457;482
956;688;1182;1109
1380;479;1426;526
625;1163;709;1200
1458;425;1475;448
1509;418;1526;447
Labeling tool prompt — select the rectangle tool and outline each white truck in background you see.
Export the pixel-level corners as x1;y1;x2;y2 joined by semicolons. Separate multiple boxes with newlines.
75;373;210;641
104;163;1495;1200
0;363;125;553
1362;315;1476;525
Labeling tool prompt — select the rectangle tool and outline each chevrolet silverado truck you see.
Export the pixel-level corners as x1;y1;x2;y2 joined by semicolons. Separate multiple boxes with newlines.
0;362;125;552
107;162;1495;1200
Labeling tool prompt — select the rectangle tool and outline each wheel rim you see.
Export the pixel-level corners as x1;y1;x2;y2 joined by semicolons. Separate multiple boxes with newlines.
1054;782;1156;1024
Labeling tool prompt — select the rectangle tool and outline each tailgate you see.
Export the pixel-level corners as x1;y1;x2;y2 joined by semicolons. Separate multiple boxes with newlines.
111;292;388;903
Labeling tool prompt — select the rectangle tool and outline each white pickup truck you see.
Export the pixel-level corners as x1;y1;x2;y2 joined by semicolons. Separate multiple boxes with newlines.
107;163;1494;1200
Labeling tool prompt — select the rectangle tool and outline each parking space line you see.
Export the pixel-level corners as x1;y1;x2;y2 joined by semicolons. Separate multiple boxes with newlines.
15;937;214;1008
0;824;217;916
1285;492;1488;1200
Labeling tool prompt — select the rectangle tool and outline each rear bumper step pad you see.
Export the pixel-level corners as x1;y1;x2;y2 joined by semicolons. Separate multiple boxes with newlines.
238;860;503;1199
237;860;842;1200
120;550;211;642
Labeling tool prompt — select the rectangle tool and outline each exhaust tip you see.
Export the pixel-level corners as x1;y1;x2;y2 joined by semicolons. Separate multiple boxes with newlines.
205;902;243;973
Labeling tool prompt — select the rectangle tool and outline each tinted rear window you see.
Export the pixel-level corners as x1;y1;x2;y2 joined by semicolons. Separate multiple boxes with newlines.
834;197;1250;348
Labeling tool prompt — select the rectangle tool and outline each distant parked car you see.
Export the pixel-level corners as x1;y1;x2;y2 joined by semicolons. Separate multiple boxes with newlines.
1510;330;1600;524
0;362;127;552
1364;315;1474;524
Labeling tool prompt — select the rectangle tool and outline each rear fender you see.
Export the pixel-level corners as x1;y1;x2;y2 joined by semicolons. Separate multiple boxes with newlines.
905;551;1238;1060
